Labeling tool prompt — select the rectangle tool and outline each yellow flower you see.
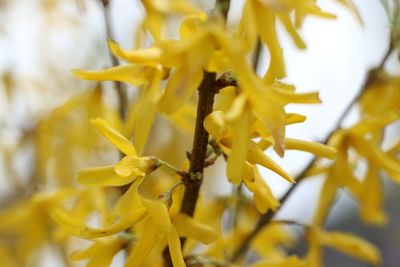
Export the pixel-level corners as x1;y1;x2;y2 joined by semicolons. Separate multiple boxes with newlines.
140;0;204;41
236;0;336;83
205;88;336;189
306;228;381;267
53;177;218;266
77;118;160;187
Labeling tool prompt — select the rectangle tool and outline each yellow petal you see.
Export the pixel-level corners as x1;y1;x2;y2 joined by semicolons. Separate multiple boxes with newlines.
285;113;306;125
285;138;337;159
250;256;307;267
51;208;85;237
320;230;381;265
350;111;399;136
204;111;227;139
72;65;154;86
271;89;321;104
179;15;204;39
114;156;159;177
166;226;186;267
312;176;337;226
159;66;204;114
226;104;252;184
125;218;160;267
142;199;172;233
350;137;400;176
70;243;97;261
133;67;163;154
77;166;136;186
172;213;218;244
214;85;237;112
254;3;285;83
359;166;387;225
113;177;144;218
91;118;137;156
277;13;306;49
81;208;147;238
86;240;123;267
244;166;280;213
108;40;162;65
167;102;197;133
247;141;294;183
225;94;247;122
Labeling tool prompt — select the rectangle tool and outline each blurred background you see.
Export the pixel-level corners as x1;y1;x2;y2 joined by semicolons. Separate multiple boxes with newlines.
0;0;398;266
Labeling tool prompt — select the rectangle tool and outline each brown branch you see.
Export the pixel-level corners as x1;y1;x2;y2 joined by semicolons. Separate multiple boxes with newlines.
162;72;217;267
230;41;395;263
180;72;217;216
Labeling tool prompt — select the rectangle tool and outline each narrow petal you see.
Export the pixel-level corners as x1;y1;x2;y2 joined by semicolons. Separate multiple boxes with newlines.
285;138;337;159
134;68;163;154
204;111;227;140
87;240;123;267
172;213;218;244
350;137;400;176
91;118;137;156
113;178;144;218
72;65;154;86
247;141;294;183
226;104;252;184
70;243;96;261
271;89;321;104
142;199;172;233
285;113;306;125
77;166;135;186
244;166;280;213
312;176;337;226
254;2;285;83
159;66;203;114
167;226;186;267
124;218;160;267
108;40;162;65
359;166;387;225
51;208;86;237
320;230;381;265
277;13;306;49
81;208;147;238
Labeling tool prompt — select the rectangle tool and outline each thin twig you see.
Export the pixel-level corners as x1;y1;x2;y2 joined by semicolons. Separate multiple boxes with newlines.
229;41;395;263
100;0;128;120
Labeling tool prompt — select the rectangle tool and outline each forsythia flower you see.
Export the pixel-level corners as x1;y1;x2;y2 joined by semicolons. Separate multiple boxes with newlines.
306;227;381;267
76;118;160;186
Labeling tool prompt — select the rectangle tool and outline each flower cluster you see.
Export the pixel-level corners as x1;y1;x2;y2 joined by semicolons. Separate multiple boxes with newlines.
0;0;398;267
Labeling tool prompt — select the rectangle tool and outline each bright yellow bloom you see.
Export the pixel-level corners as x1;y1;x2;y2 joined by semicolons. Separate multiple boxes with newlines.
312;111;400;226
236;0;336;83
140;0;204;41
204;87;336;189
77;118;160;187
